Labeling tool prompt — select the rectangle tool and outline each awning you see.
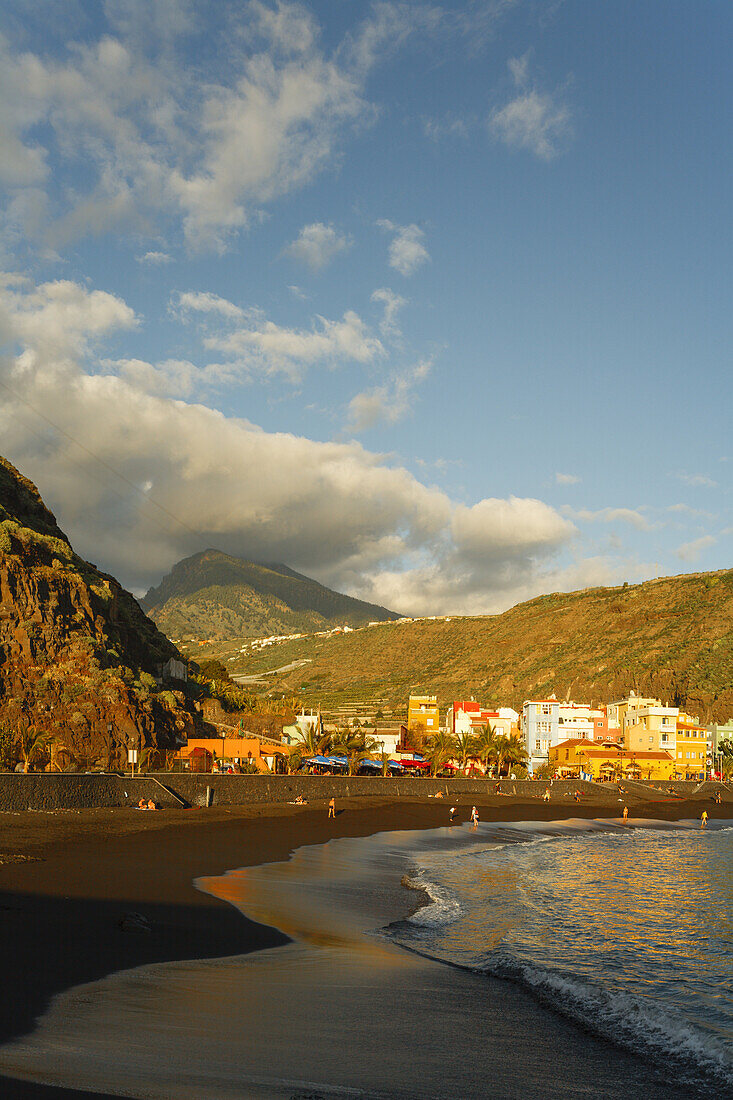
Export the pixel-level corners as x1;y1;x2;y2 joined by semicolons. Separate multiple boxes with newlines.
400;758;431;769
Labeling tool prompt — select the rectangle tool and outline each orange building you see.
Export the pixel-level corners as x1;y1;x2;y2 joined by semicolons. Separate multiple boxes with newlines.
178;734;291;773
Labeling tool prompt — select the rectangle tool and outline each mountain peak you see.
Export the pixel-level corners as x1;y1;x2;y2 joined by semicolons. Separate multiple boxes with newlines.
142;549;398;641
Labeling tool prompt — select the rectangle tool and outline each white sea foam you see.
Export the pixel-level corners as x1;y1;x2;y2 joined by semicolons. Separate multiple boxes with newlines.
484;954;733;1092
401;870;463;927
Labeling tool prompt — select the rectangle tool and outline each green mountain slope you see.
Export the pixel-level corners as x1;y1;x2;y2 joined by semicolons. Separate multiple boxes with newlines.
222;569;733;722
141;549;399;640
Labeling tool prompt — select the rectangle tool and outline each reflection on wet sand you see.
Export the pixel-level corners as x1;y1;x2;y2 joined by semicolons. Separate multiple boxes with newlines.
0;825;700;1100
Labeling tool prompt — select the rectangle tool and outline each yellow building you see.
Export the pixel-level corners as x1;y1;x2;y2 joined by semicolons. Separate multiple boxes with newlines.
621;701;677;756
407;694;439;735
606;694;661;731
550;738;676;782
675;713;707;780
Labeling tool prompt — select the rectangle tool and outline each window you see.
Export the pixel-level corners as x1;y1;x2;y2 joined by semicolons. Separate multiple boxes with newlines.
535;741;541;751
649;736;653;743
661;734;668;743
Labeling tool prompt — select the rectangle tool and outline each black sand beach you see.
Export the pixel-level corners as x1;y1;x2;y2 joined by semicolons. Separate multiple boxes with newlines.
0;793;729;1099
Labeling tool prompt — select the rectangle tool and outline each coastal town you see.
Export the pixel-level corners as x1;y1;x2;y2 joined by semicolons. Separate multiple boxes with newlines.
176;686;733;784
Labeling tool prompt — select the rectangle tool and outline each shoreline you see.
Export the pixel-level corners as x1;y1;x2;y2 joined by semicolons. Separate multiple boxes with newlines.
0;795;729;1098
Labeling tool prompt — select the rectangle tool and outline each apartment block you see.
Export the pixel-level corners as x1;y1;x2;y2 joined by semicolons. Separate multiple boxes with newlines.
407;694;439;735
522;697;607;773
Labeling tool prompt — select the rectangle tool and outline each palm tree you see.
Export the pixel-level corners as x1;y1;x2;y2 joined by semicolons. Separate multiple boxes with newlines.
332;730;380;775
474;723;500;777
16;721;52;773
425;730;457;776
454;731;477;774
289;722;331;771
500;733;528;776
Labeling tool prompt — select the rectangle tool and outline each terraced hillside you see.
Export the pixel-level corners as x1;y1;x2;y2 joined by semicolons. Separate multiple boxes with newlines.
219;570;733;721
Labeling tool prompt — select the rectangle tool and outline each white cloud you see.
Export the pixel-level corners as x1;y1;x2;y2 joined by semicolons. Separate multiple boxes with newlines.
176;290;244;320
0;273;581;616
490;55;572;160
675;535;716;563
0;276;137;361
180;298;384;382
676;472;718;488
377;220;430;277
567;506;650;531
371;286;407;338
284;221;351;270
137;250;172;265
347;358;431;432
422;115;469;141
555;472;580;485
0;4;404;253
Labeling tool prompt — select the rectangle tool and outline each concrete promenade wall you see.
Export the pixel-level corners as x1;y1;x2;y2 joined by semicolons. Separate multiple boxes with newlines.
0;773;719;812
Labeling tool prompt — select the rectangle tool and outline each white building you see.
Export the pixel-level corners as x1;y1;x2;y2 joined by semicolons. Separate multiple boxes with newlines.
446;700;519;739
522;698;607;773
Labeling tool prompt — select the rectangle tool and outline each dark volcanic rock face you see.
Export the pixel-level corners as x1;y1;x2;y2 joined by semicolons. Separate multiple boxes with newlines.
0;456;194;766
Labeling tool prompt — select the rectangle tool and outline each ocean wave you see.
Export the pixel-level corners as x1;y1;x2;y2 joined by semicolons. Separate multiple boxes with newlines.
480;953;733;1093
398;870;463;928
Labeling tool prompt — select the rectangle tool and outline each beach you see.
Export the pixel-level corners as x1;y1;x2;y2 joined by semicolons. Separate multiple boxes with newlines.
0;791;730;1099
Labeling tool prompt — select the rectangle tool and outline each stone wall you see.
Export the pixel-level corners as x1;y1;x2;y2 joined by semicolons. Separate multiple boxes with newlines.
0;773;720;812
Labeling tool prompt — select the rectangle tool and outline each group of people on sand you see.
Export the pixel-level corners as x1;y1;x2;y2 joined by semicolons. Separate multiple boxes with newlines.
136;798;158;811
448;805;479;827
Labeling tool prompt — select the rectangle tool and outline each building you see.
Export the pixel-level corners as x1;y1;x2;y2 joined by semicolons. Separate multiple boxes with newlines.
522;698;559;772
607;693;666;731
446;700;519;739
177;733;290;773
619;699;678;758
550;738;675;782
707;718;733;755
675;713;707;780
522;698;606;773
407;695;439;736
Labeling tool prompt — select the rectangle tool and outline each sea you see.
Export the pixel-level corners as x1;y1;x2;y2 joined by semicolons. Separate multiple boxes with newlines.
0;815;731;1099
386;817;733;1095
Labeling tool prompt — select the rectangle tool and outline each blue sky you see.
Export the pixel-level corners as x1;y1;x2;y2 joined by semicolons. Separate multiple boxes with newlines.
0;0;730;614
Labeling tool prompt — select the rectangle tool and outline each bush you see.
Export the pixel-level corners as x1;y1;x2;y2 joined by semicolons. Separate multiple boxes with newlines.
0;724;16;770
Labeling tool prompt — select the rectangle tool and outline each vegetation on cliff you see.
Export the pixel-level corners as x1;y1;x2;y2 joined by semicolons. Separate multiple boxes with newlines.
0;456;194;770
141;548;398;641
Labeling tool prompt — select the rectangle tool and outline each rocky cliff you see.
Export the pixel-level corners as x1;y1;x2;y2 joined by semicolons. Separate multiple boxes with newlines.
0;456;194;767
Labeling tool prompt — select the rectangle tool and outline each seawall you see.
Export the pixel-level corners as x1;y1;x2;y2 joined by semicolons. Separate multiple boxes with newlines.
0;773;719;811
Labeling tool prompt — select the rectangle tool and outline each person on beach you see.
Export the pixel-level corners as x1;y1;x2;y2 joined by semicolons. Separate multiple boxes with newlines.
449;806;457;823
471;806;479;828
543;788;550;802
622;806;628;823
701;810;708;828
328;797;336;819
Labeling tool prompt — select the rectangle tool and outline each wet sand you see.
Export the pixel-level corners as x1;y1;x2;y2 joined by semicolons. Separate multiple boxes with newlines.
0;793;728;1098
